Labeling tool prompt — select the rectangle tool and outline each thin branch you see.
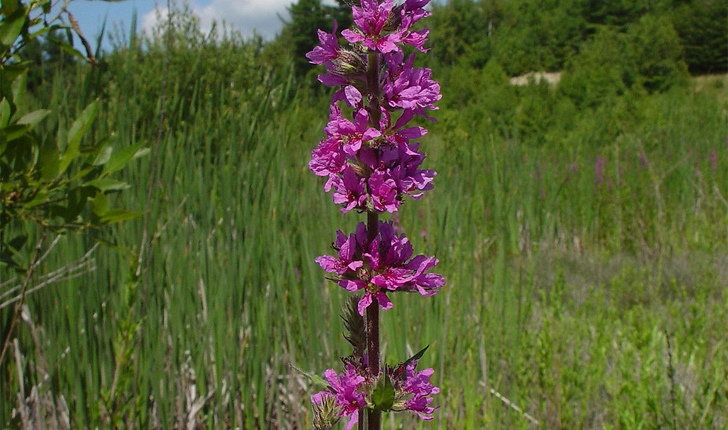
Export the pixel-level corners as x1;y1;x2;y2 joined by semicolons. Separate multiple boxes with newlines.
0;233;45;365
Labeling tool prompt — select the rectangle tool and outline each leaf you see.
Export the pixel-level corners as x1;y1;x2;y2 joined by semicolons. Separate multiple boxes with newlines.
10;69;27;106
53;38;88;62
371;372;395;412
63;187;91;222
0;98;11;127
25;190;50;208
92;140;114;166
84;178;131;192
92;191;108;216
17;109;51;127
0;5;26;47
403;345;430;368
99;209;145;224
7;234;27;251
1;0;20;14
38;140;60;180
59;101;98;174
4;123;29;142
102;141;148;175
290;365;329;389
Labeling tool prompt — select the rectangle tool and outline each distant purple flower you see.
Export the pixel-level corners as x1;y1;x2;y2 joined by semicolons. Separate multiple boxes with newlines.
639;151;649;170
595;156;606;186
710;149;718;173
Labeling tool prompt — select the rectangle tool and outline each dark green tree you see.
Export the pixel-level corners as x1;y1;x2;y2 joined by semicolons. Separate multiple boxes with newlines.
428;0;494;68
491;0;586;75
625;14;687;92
672;0;728;74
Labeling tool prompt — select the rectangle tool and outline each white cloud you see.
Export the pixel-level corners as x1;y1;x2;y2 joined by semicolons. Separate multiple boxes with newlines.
141;0;298;41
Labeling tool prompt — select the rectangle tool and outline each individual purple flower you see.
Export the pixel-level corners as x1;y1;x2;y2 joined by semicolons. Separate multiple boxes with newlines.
387;359;439;419
402;0;431;23
356;288;394;316
307;21;340;65
368;169;400;212
400;362;439;419
383;53;441;118
345;108;381;156
315;230;363;277
308;22;367;89
331;167;368;213
310;136;346;179
377;107;427;145
313;364;367;430
388;141;436;199
343;0;401;53
310;105;380;182
401;28;430;52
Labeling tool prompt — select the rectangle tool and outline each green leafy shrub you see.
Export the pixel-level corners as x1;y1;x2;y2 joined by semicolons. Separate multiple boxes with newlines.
0;0;144;271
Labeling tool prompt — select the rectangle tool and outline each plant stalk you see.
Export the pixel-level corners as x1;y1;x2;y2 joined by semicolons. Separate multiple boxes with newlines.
366;211;381;430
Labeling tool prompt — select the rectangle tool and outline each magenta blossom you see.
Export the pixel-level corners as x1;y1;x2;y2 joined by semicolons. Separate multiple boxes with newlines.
343;0;401;53
316;221;445;315
331;167;368;213
312;364;367;430
384;52;441;119
306;21;340;65
398;361;440;419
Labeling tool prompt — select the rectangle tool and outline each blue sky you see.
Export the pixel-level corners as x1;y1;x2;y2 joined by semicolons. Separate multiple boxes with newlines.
66;0;297;50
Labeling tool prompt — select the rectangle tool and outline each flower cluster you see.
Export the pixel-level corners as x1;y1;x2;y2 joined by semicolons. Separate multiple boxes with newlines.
306;0;441;214
316;221;445;315
311;358;439;430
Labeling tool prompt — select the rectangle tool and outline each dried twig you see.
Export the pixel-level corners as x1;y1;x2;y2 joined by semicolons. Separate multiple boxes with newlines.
0;242;98;310
479;381;540;426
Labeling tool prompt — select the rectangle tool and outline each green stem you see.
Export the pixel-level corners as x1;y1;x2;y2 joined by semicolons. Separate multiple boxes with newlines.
364;47;382;430
366;210;381;430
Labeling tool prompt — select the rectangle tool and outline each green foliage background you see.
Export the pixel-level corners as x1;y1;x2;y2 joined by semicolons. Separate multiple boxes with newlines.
1;0;727;428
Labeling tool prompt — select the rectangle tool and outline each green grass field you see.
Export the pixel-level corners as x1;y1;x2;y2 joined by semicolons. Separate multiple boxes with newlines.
1;38;726;429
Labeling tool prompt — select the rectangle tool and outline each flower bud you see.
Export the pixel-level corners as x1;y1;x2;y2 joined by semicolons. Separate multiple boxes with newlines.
330;49;367;78
382;5;403;32
311;391;343;430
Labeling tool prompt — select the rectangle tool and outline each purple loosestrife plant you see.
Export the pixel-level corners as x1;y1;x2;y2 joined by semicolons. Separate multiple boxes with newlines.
306;0;444;428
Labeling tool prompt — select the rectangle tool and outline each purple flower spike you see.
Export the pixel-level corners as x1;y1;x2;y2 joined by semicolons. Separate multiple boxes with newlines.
308;0;443;422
